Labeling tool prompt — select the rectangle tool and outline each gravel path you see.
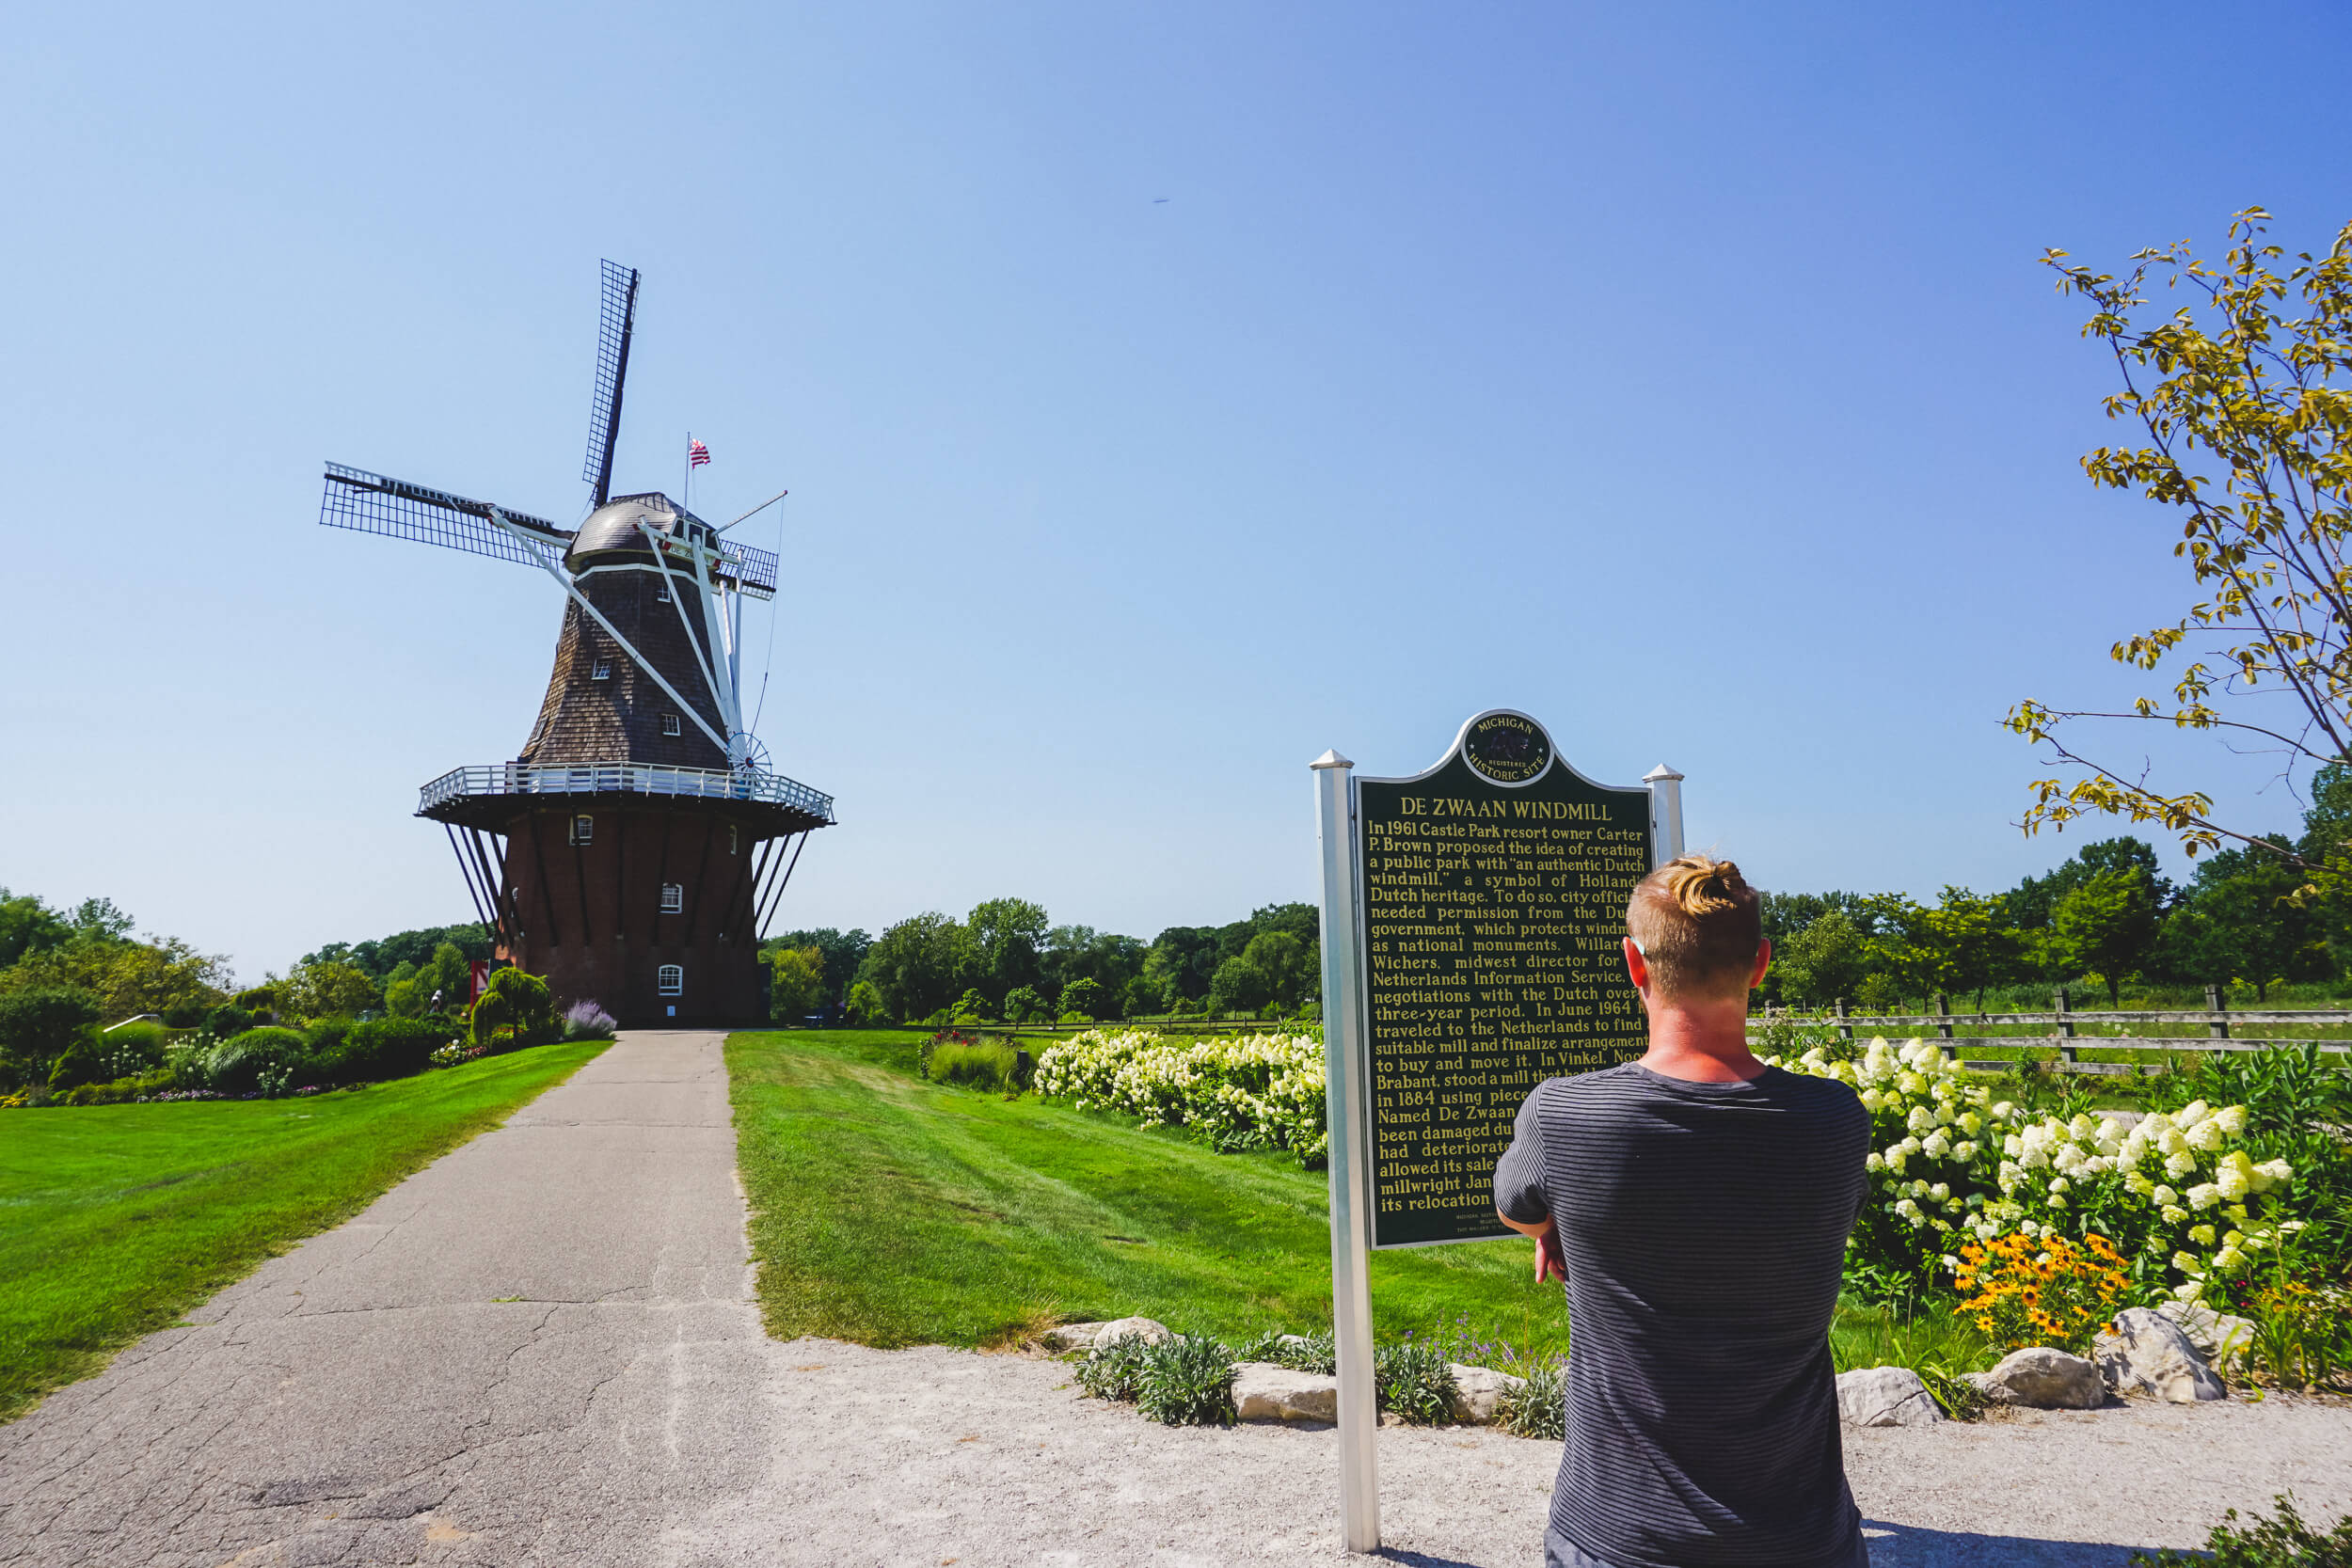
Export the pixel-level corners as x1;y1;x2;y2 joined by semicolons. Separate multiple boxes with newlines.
1;1030;2345;1566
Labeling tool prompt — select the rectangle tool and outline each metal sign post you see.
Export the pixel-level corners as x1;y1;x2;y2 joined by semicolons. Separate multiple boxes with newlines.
1311;750;1379;1554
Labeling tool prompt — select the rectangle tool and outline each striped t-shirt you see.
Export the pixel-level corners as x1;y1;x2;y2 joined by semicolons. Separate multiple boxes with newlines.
1494;1062;1871;1568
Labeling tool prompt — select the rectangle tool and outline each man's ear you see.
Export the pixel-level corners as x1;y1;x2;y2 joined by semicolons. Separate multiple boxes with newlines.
1623;937;1648;992
1749;938;1772;990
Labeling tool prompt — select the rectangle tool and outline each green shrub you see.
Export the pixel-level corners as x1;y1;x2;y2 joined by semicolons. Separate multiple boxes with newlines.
926;1038;1024;1093
1075;1336;1154;1402
203;1027;312;1096
303;1017;355;1056
56;1069;176;1107
2129;1494;2352;1567
0;985;102;1087
1375;1339;1458;1425
232;985;277;1016
160;1002;207;1029
1233;1328;1336;1374
204;1003;254;1039
323;1017;458;1085
1136;1334;1237;1427
103;1021;170;1061
1496;1356;1565;1440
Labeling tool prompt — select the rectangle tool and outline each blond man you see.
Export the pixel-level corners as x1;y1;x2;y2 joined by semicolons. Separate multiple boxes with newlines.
1494;855;1870;1568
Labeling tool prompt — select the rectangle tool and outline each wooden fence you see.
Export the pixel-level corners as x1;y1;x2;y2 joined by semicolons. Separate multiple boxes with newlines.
1752;986;2352;1072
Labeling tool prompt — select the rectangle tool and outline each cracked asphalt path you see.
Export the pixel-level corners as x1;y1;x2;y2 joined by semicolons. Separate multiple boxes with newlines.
6;1029;2348;1567
0;1030;774;1567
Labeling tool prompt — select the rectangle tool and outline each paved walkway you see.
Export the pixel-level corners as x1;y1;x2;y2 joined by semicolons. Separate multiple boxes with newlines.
0;1031;776;1567
3;1031;2347;1566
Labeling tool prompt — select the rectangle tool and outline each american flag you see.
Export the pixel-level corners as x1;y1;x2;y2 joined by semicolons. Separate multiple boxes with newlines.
688;438;711;468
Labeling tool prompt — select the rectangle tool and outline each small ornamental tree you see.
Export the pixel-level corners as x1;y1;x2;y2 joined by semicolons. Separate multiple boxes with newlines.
469;968;556;1048
2009;210;2352;883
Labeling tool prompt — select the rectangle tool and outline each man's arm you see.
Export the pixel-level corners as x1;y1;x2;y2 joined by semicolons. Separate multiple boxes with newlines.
1494;1089;1566;1284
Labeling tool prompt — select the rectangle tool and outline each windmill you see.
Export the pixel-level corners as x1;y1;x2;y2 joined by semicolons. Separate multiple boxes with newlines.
319;261;834;1025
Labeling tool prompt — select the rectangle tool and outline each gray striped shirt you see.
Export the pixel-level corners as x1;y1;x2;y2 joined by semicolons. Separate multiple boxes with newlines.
1495;1063;1871;1568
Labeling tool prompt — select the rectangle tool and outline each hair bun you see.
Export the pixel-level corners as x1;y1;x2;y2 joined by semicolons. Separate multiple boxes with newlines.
1662;855;1744;917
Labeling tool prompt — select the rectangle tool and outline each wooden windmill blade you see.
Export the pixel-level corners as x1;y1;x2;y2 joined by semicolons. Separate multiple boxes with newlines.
582;260;639;508
319;464;573;567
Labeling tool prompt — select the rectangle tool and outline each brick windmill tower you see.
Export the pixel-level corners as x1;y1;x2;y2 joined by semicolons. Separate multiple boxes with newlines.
319;261;834;1024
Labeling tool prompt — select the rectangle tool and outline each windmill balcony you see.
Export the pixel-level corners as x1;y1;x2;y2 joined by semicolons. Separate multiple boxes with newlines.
417;761;835;834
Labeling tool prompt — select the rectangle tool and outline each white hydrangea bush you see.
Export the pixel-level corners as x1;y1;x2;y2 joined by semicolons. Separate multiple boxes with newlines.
1765;1037;2296;1306
1032;1028;1327;1165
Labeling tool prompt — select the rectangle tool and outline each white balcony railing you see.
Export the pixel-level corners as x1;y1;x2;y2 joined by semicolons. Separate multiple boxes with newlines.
419;761;834;822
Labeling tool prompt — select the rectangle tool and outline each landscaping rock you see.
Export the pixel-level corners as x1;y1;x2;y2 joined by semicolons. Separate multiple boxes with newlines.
2095;1307;2226;1403
1039;1322;1112;1352
1836;1366;1946;1428
1447;1365;1527;1425
1232;1362;1339;1423
2159;1300;2255;1376
1970;1347;2105;1409
1089;1316;1174;1349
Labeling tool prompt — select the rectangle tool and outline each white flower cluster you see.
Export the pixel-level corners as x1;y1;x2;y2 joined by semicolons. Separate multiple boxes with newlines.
1031;1029;1328;1164
1766;1037;2296;1303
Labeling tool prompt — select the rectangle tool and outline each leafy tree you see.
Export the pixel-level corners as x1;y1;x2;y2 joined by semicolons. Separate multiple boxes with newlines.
0;889;72;969
0;933;230;1021
384;942;472;1018
844;979;888;1024
1143;927;1224;1002
2048;868;2163;1006
1915;888;2028;1010
1003;984;1047;1023
1757;891;1874;944
1769;910;1870;1007
770;946;824;1022
0;986;101;1087
857;912;968;1022
1120;974;1168;1018
2004;838;2171;933
1058;975;1104;1021
2155;836;2330;999
764;927;872;1011
300;924;493;983
1041;926;1145;1007
2007;211;2352;879
67;898;135;942
948;987;997;1023
1208;954;1272;1015
965;898;1046;1005
278;959;383;1022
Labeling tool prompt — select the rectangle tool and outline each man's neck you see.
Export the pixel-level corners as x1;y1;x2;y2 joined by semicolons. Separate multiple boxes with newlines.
1637;995;1767;1084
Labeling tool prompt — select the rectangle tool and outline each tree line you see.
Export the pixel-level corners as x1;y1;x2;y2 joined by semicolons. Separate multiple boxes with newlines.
758;899;1323;1025
1763;768;2352;1012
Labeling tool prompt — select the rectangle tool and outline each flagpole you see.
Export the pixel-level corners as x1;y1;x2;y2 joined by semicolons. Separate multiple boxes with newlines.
684;431;691;511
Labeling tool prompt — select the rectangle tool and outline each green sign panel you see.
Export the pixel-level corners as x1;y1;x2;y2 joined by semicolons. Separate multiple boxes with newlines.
1356;711;1654;1248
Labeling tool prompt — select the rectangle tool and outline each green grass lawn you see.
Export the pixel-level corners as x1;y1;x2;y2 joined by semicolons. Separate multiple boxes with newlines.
0;1040;607;1422
728;1029;1573;1362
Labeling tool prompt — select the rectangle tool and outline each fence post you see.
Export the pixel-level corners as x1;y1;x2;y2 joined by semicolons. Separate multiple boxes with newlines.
1835;997;1851;1043
1934;992;1954;1058
2054;987;2078;1065
2205;984;2231;1040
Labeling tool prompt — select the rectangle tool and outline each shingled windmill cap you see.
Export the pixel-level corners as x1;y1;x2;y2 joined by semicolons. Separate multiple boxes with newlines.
564;491;714;570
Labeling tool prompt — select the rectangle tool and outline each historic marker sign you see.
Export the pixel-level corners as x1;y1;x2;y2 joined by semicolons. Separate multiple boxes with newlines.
1356;711;1654;1247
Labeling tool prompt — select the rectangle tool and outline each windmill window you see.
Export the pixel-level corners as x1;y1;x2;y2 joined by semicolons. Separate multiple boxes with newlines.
569;814;594;846
661;713;681;736
592;658;612;681
658;964;683;996
729;824;739;855
660;882;683;912
655;580;672;603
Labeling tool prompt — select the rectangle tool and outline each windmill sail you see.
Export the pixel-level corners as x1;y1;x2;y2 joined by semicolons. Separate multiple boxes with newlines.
582;260;640;507
319;464;572;567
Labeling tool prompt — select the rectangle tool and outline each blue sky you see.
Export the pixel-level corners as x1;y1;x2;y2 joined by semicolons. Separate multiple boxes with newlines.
5;2;2348;979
